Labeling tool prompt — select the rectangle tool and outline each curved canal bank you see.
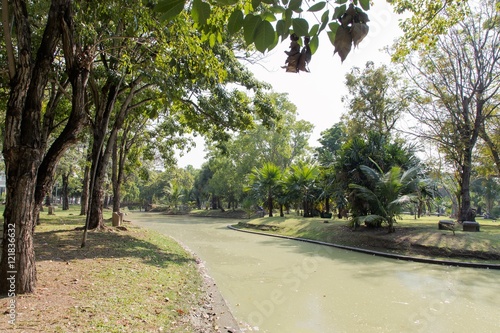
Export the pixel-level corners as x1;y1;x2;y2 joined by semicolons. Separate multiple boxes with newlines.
130;212;500;333
229;224;500;270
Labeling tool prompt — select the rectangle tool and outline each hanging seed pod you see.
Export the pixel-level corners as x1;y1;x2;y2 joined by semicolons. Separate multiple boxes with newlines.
345;4;357;18
283;34;301;72
283;53;300;72
334;25;352;62
351;22;369;48
340;4;357;27
297;36;311;72
356;11;370;24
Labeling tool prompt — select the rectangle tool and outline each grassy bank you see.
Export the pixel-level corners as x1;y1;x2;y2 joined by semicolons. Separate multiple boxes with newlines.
234;214;500;263
1;206;219;332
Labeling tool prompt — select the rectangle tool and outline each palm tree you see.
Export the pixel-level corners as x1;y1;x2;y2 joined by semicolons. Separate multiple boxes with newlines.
246;162;283;217
164;181;184;210
349;164;420;232
286;162;320;217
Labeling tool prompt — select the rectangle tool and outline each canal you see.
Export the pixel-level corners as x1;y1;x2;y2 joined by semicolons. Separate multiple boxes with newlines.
130;213;500;333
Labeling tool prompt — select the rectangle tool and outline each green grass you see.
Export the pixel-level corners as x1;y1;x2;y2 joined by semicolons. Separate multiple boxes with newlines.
235;214;500;263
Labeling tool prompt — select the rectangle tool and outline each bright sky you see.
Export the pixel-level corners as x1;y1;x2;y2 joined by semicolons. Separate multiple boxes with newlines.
177;2;404;168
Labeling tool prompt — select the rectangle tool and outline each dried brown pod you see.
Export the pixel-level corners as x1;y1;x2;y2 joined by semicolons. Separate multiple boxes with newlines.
356;11;370;23
345;3;357;17
283;52;301;72
351;22;369;48
334;25;352;62
283;34;302;72
297;37;311;72
340;13;353;27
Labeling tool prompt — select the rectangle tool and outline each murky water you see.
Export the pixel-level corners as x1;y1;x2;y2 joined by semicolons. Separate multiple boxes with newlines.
130;213;500;333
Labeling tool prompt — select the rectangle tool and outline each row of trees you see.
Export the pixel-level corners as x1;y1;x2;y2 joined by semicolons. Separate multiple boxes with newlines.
28;1;500;232
0;0;278;294
1;0;498;296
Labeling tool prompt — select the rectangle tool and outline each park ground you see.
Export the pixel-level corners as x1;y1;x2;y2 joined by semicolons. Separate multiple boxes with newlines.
1;207;499;332
1;207;240;333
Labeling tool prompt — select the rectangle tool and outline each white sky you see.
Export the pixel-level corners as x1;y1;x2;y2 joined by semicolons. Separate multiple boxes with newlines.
177;2;404;168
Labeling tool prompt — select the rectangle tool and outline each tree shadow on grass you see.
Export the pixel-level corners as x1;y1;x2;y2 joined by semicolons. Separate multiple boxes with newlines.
34;226;195;269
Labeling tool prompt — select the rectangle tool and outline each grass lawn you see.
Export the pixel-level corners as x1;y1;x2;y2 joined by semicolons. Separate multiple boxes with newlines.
0;206;222;332
235;214;500;263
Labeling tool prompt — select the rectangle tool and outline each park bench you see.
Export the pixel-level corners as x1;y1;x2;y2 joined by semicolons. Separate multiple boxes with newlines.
462;221;480;232
438;220;456;235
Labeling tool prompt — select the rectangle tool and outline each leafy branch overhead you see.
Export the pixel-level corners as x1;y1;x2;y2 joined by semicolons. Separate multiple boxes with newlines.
156;0;372;71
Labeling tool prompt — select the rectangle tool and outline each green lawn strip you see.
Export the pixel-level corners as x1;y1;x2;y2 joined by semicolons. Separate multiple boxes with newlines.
67;227;202;333
234;215;500;263
4;207;205;333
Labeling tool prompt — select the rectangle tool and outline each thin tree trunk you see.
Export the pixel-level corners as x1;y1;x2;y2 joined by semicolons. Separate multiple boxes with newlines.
80;149;91;215
268;191;273;217
112;135;120;213
62;169;70;210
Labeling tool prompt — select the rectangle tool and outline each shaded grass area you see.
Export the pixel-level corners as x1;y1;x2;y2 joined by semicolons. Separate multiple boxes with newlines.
234;214;500;263
1;206;207;332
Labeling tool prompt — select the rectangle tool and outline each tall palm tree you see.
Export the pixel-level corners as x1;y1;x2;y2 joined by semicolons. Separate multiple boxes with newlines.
164;181;184;210
246;162;283;217
349;164;420;232
286;162;320;217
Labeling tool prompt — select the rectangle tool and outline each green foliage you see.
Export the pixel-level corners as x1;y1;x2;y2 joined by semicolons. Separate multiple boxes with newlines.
246;162;284;216
341;61;407;139
155;0;372;60
333;131;420;221
349;164;421;232
155;0;186;20
285;161;320;216
201;92;312;210
389;0;470;61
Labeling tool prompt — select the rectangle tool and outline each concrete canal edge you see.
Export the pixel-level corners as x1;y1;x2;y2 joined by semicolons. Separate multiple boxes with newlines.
227;225;500;270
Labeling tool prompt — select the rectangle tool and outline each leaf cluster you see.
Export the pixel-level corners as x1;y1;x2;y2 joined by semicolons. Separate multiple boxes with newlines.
155;0;372;65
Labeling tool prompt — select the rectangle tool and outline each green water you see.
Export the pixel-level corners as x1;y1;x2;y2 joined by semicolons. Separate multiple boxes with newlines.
130;213;500;333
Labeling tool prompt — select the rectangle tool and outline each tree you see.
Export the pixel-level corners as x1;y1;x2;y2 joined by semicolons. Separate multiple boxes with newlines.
315;123;348;215
192;164;213;209
471;176;500;218
341;61;408;139
203;91;312;210
403;0;500;222
286;161;320;217
334;131;419;219
246;162;283;217
349;164;421;232
1;0;91;295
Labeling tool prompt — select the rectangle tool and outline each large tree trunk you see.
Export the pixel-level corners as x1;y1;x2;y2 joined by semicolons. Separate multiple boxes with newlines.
87;74;139;227
458;151;474;222
88;172;106;229
86;81;118;229
324;195;330;213
0;0;59;295
1;0;89;295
